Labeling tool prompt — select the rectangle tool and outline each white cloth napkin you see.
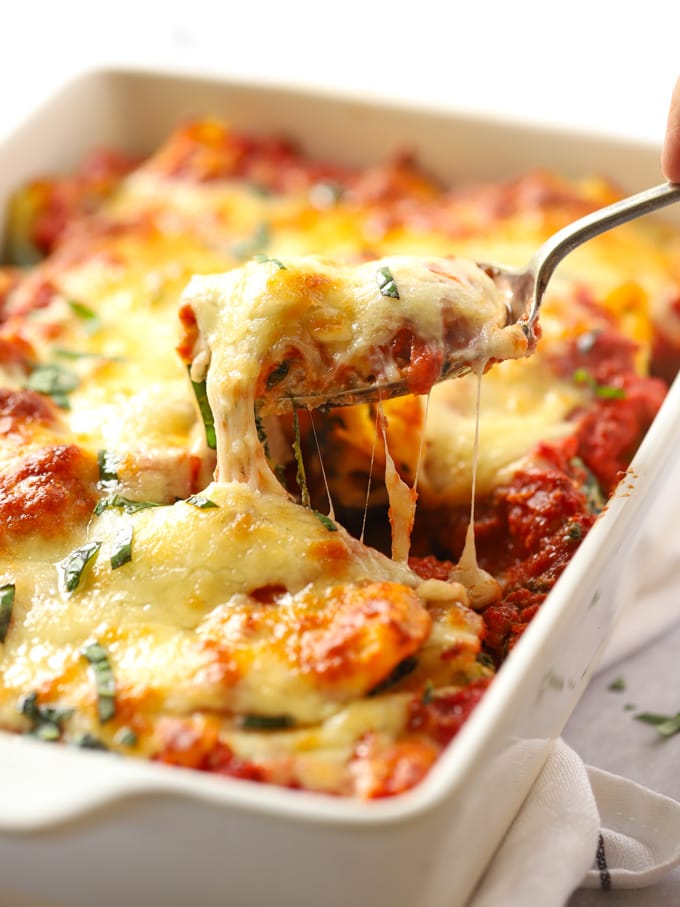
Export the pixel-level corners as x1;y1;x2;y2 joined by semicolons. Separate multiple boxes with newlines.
468;739;680;907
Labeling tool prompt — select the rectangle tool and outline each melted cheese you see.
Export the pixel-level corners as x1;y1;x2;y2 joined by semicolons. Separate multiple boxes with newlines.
180;254;530;492
0;479;486;791
0;482;430;723
420;356;586;506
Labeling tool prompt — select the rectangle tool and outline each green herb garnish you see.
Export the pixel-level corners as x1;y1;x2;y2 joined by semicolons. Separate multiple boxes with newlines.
635;710;680;738
98;449;120;486
594;384;627;400
232;222;270;260
571;457;606;515
19;692;73;741
0;583;15;643
255;411;286;486
376;265;400;299
187;368;216;450
114;727;138;747
82;642;116;723
292;407;310;508
476;652;495;671
72;733;109;751
53;347;124;363
369;655;419;696
26;362;80;409
608;676;626;692
253;253;287;270
58;541;102;593
68;299;98;322
67;299;102;335
265;360;290;389
110;524;133;569
185;494;219;510
239;714;295;730
566;521;583;541
94;494;162;516
255;411;271;459
574;368;626;400
312;510;337;532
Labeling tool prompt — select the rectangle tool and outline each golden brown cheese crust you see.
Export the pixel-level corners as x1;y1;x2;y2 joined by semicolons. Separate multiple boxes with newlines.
0;389;99;553
0;480;485;795
179;255;530;408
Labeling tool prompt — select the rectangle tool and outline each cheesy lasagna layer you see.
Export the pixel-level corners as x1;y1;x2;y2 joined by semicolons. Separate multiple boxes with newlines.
0;119;678;797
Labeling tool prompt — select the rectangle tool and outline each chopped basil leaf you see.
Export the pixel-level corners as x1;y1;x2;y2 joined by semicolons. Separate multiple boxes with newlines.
187;368;216;450
114;727;138;747
376;265;400;299
34;723;60;742
265;360;290;389
566;521;583;541
58;541;102;593
573;368;626;400
368;655;419;696
255;410;272;459
312;510;337;532
594;384;627;400
421;680;435;705
67;299;102;335
72;732;109;751
292;407;310;508
571;457;606;515
26;362;80;409
68;299;98;321
573;368;593;386
253;253;287;270
239;714;294;730
185;494;218;510
94;494;162;516
53;347;125;363
476;652;495;671
19;691;73;741
82;642;116;723
110;524;133;569
98;449;120;486
608;676;626;692
232;222;270;260
635;710;680;738
255;411;286;486
0;583;15;643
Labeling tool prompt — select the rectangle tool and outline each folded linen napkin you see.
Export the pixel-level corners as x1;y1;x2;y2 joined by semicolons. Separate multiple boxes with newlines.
468;738;680;907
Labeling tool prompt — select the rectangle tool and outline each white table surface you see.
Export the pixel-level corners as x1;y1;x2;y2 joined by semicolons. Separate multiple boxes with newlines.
2;2;680;904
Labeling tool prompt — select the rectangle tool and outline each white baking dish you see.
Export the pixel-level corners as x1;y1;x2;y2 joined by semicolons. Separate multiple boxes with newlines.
0;67;678;907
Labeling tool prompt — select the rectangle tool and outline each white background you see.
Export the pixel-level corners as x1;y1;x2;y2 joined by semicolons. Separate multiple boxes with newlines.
1;0;679;152
2;2;680;905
